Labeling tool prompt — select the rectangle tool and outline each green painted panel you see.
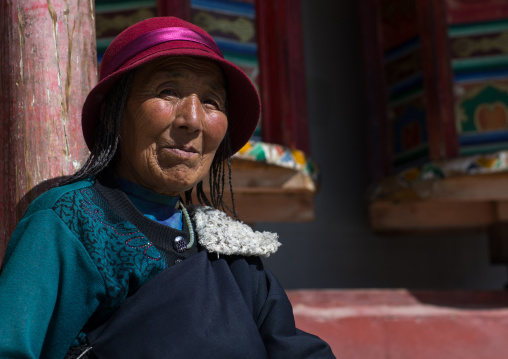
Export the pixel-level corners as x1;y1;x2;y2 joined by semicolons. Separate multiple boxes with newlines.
460;143;508;156
452;55;508;72
389;88;424;108
95;0;156;13
449;19;508;37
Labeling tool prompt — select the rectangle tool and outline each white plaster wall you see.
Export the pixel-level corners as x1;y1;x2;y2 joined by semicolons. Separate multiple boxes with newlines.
254;0;507;289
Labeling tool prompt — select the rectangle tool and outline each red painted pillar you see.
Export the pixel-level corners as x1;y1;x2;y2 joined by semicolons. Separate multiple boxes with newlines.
0;0;96;264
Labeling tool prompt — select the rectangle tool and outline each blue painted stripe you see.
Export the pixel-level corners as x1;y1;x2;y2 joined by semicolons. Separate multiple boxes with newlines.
191;0;255;17
222;52;258;66
388;73;424;96
454;69;508;83
459;131;508;146
384;37;420;62
215;36;257;55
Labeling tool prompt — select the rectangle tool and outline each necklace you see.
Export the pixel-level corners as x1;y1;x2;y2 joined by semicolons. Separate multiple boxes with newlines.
180;202;195;249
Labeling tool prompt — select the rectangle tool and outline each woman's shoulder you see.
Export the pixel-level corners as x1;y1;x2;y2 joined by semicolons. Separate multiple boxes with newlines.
189;205;281;258
23;178;95;217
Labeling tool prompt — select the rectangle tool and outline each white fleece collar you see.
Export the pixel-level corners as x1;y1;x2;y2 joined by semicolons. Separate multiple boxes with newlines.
189;206;281;257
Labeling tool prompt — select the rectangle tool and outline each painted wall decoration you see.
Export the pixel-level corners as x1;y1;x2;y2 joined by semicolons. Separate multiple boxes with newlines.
391;96;428;166
457;84;508;132
236;141;318;183
95;0;157;64
380;0;428;170
449;19;508;75
450;19;508;156
361;0;508;201
372;0;430;169
455;82;508;155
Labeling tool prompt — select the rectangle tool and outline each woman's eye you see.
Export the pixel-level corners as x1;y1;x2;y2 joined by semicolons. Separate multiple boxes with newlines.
203;98;223;110
160;89;178;98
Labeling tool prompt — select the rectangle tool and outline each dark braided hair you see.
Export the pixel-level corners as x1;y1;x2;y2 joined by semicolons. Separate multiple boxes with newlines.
64;70;237;218
185;127;237;218
62;72;133;183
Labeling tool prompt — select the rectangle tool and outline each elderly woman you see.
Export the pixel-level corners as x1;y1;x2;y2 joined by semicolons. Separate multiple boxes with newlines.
0;17;334;359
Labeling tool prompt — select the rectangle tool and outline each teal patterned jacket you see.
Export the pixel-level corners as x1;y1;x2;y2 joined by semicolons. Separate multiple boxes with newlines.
0;171;337;359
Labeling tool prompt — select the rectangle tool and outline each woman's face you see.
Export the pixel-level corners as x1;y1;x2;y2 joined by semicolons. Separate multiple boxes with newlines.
114;56;228;196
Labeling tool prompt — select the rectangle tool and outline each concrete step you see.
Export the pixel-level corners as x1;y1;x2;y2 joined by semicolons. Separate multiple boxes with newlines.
287;289;508;359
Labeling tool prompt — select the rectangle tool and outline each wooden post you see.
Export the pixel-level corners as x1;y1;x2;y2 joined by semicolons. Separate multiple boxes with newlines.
0;0;95;264
157;0;191;20
358;0;392;183
255;0;309;153
415;0;459;161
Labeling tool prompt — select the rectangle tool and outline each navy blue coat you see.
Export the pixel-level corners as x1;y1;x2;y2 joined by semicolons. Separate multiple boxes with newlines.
88;251;335;358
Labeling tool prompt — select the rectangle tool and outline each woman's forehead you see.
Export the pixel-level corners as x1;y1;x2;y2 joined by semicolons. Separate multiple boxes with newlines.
139;56;224;85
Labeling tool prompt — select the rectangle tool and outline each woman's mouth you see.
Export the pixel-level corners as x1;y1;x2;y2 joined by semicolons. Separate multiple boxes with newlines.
164;146;199;159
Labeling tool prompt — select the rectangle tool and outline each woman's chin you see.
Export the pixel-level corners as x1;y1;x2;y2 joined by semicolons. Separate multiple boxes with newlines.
152;170;204;195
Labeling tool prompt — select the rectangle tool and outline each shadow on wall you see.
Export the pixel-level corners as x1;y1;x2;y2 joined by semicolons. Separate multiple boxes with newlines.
15;177;69;217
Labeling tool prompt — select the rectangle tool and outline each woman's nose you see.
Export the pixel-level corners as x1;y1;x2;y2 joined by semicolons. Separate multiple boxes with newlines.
173;94;204;132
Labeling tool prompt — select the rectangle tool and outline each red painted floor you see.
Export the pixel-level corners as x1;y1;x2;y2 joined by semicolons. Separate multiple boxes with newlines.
287;289;508;359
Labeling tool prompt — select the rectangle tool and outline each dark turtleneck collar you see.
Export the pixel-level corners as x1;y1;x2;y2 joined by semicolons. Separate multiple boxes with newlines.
93;169;199;267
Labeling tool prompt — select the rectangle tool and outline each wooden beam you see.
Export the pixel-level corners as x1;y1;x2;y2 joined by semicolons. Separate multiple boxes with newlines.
196;158;316;223
233;189;314;223
420;172;508;201
375;172;508;202
369;200;497;232
194;187;315;223
229;158;316;191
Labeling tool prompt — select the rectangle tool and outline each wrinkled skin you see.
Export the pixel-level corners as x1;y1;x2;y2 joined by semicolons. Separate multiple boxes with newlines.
115;56;228;196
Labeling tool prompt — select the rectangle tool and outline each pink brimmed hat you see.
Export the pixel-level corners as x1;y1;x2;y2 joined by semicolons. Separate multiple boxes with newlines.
82;16;260;155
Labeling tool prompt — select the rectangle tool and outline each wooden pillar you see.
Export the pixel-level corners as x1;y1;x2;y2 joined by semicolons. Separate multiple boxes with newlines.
358;0;392;183
0;0;95;264
415;0;458;161
157;0;191;20
255;0;309;153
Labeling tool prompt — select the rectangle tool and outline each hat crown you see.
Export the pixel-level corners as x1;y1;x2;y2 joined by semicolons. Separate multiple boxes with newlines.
100;17;217;80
